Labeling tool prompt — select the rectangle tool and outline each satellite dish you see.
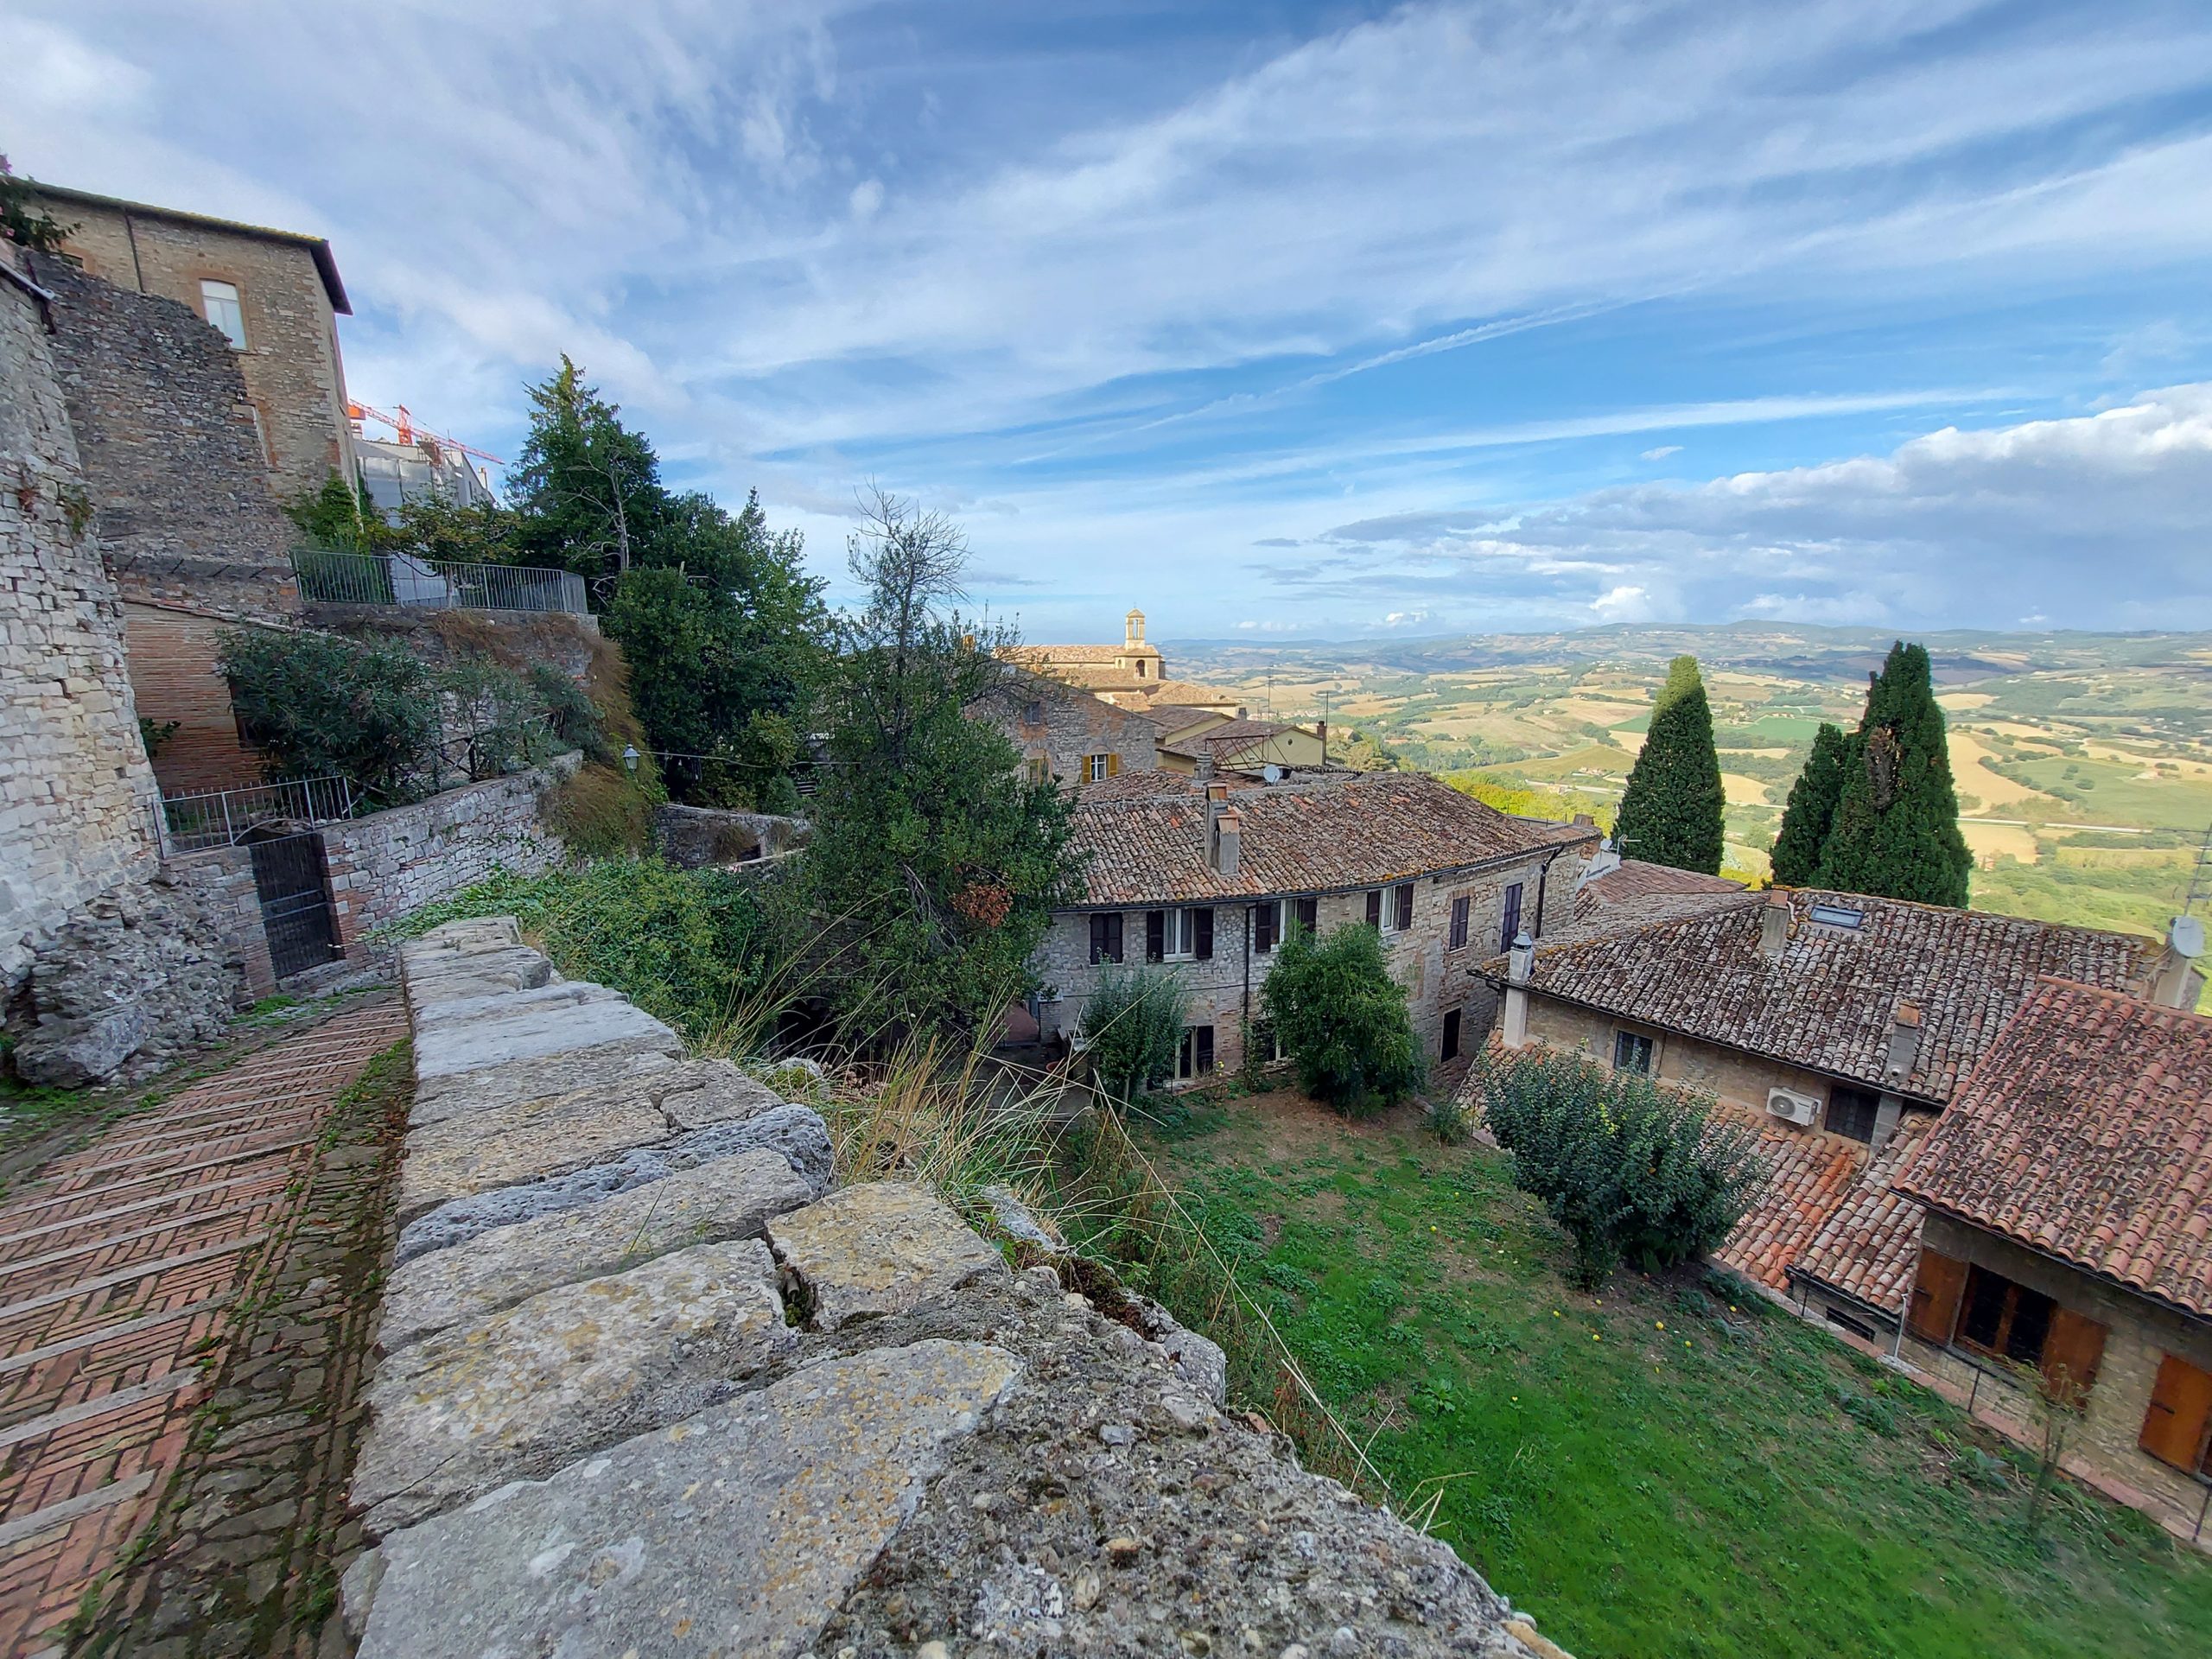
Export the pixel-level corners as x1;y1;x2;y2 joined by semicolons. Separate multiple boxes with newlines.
1262;764;1284;784
2171;915;2206;959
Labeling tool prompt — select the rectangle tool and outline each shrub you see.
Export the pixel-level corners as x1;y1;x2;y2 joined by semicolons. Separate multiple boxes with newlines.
1079;964;1188;1104
1260;921;1425;1117
219;628;438;804
437;655;561;781
1473;1046;1767;1287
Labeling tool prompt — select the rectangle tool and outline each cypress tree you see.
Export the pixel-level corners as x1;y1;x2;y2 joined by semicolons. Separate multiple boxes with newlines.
1614;655;1726;875
1815;642;1972;906
1770;721;1849;887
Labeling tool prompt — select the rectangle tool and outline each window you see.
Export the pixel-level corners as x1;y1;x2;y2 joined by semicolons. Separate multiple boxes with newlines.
1366;888;1383;927
1024;755;1050;785
200;280;246;348
1448;895;1470;951
1135;660;1148;678
1089;912;1124;965
1253;899;1279;954
1959;1267;2056;1366
1293;896;1318;937
1085;753;1118;783
1808;903;1865;930
2140;1353;2212;1476
1252;1021;1284;1065
1917;1255;2106;1404
1498;881;1523;952
1177;1023;1216;1079
1394;882;1414;932
1441;1007;1463;1062
1825;1084;1881;1143
1022;700;1045;726
1613;1030;1654;1074
1146;907;1213;963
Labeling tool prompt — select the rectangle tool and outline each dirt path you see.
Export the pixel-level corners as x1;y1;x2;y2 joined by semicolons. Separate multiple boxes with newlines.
0;1000;406;1657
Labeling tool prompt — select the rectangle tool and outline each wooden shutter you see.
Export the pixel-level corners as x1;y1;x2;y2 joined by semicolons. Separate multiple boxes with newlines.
2139;1353;2212;1471
1499;882;1523;951
1107;753;1122;777
2040;1308;2107;1408
1395;883;1414;931
1105;912;1123;963
1254;901;1276;954
1146;910;1165;963
1295;897;1317;935
1195;1025;1215;1074
1366;889;1382;927
1194;908;1214;961
1906;1248;1970;1344
1449;896;1469;950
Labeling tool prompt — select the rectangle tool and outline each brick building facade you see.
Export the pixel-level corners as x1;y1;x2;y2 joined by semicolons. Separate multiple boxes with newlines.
30;183;355;504
1040;773;1594;1080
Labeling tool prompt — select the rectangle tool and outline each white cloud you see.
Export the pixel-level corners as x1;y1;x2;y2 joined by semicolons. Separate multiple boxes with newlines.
1642;445;1683;461
849;178;884;221
1591;586;1658;622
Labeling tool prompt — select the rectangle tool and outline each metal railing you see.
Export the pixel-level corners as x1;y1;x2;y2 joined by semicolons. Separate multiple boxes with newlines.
291;548;588;614
156;775;355;855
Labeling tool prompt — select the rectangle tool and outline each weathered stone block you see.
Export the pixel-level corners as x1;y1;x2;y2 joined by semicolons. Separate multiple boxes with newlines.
408;994;681;1086
407;1043;680;1128
395;1104;834;1264
351;1240;796;1535
346;1340;1022;1659
377;1149;812;1353
769;1181;1009;1332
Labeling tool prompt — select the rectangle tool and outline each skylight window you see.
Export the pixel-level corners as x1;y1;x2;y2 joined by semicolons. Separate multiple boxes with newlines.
1808;904;1866;930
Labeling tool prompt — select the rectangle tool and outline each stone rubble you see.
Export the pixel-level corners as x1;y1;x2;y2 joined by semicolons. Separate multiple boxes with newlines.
342;917;1565;1658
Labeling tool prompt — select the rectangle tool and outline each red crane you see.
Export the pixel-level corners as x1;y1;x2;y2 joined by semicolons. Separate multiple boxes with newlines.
346;401;505;467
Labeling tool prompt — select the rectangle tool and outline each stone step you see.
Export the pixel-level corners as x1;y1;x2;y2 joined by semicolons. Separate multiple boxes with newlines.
0;1137;312;1216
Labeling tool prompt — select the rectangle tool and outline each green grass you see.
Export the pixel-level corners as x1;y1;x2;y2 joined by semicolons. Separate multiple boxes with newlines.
1145;1099;2212;1659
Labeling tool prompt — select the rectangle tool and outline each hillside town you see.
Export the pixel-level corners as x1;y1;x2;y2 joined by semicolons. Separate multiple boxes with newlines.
6;13;2212;1656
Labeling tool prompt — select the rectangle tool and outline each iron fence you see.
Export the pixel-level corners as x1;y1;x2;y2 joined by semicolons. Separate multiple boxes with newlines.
156;775;355;855
291;548;588;614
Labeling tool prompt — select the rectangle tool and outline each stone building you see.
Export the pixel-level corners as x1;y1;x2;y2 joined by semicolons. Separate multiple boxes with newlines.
1007;607;1249;718
0;245;162;994
1896;979;2212;1538
1039;772;1597;1080
967;669;1160;788
1154;714;1329;775
25;252;302;793
1489;886;2199;1342
29;181;355;504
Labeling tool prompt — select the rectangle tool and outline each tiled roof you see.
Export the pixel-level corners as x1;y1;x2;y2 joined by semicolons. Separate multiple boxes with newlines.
1573;858;1742;925
1894;980;2212;1318
1012;644;1153;664
1070;773;1597;906
1789;1110;1937;1313
1712;1103;1867;1294
1507;888;2158;1103
1145;680;1245;708
1158;718;1303;760
1074;769;1221;804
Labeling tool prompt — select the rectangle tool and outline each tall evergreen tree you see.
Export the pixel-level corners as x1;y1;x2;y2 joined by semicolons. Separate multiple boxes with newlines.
507;356;665;582
1613;654;1726;874
1815;642;1972;906
1770;721;1850;887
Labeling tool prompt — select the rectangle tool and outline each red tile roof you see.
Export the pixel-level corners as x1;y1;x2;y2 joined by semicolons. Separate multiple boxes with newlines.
1712;1103;1867;1293
1573;858;1742;925
1509;888;2158;1103
1894;980;2212;1319
1789;1110;1937;1313
1071;773;1597;906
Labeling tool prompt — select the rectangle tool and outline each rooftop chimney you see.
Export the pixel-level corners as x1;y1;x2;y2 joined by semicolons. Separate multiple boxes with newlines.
1759;893;1790;960
1885;1000;1923;1083
1197;753;1215;781
1211;805;1242;876
1502;930;1535;1047
1573;812;1595;828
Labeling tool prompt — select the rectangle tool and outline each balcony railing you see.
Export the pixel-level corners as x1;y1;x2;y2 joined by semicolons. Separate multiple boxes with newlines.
156;775;355;855
292;548;588;614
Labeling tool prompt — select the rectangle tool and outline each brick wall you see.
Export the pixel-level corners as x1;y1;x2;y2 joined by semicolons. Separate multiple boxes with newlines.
122;603;279;794
36;196;353;503
970;676;1158;787
1904;1211;2212;1529
1038;846;1578;1080
0;247;162;994
321;754;581;954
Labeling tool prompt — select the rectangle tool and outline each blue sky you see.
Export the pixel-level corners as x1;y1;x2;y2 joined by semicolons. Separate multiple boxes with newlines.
10;1;2212;640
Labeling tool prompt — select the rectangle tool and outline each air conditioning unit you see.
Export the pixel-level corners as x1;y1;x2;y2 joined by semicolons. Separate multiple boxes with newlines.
1766;1087;1820;1127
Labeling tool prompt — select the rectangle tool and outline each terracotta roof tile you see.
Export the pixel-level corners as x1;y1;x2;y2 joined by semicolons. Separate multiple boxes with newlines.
1573;858;1743;925
1071;773;1597;906
1711;1103;1867;1293
1510;888;2157;1103
1789;1110;1937;1312
1893;980;2212;1318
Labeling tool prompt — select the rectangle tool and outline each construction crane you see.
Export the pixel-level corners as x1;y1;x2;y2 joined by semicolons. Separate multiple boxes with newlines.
345;401;505;467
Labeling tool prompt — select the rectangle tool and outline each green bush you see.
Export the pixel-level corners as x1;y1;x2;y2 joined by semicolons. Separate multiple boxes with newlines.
437;655;561;782
1473;1046;1767;1287
1260;921;1425;1116
219;628;437;803
1079;964;1188;1104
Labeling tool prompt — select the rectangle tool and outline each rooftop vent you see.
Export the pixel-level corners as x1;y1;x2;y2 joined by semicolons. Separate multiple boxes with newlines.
1808;903;1865;931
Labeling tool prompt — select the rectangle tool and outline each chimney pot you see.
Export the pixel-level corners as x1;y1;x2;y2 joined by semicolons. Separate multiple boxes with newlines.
1508;929;1535;985
1885;999;1923;1082
1759;893;1790;959
1212;805;1242;876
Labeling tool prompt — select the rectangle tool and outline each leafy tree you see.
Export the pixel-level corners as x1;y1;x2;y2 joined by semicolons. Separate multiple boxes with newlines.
1614;654;1726;874
288;474;392;555
1770;721;1849;886
0;156;70;251
219;629;437;804
1260;920;1425;1116
436;656;561;782
1079;964;1189;1104
805;489;1080;1037
1475;1047;1767;1288
1815;642;1972;906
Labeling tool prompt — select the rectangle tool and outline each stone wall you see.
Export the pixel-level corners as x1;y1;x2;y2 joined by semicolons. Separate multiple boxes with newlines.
0;246;162;996
322;753;582;955
340;918;1563;1658
1904;1211;2212;1532
1038;845;1580;1077
35;192;355;503
161;842;279;997
652;802;807;868
1518;992;1865;1122
970;671;1159;787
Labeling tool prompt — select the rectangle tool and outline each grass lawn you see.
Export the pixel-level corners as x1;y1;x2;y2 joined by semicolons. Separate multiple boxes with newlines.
1139;1091;2212;1659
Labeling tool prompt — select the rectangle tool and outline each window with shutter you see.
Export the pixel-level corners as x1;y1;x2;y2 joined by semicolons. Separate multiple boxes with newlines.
1193;907;1214;961
1394;883;1414;931
1090;912;1124;964
1254;900;1278;953
1146;910;1166;962
2040;1306;2107;1408
1294;896;1318;935
1448;895;1469;950
1907;1248;1969;1344
1956;1265;2061;1370
1366;889;1383;927
1498;882;1523;951
2139;1353;2212;1474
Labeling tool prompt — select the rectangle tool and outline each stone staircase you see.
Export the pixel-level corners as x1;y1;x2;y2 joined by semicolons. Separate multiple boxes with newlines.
341;917;1564;1657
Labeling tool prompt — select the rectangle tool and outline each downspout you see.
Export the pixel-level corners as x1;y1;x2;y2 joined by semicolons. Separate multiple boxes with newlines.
1242;905;1252;1036
1530;846;1566;938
